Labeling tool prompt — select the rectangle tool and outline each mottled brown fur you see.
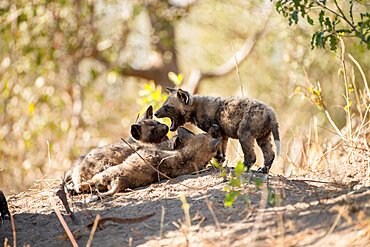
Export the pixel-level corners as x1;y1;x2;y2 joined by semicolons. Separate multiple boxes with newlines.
66;106;170;193
155;88;280;173
79;129;221;201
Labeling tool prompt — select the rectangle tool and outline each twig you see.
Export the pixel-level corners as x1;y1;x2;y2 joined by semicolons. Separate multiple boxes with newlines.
324;206;344;238
348;53;370;98
135;113;140;124
86;214;100;247
231;42;244;97
55;182;79;224
333;0;357;31
180;194;191;228
10;213;16;247
314;0;357;32
205;197;220;230
47;140;53;168
340;39;352;140
53;205;78;247
160;206;165;238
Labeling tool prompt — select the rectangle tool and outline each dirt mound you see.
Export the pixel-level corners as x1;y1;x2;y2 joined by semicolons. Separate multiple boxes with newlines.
1;169;370;247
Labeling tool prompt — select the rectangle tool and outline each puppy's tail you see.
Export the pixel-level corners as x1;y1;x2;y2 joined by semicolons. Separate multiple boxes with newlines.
271;114;280;157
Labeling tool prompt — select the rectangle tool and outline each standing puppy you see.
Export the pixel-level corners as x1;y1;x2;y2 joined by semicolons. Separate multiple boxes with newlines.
155;88;280;173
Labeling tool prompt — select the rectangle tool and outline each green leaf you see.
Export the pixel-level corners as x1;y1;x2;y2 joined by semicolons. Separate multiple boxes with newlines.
168;72;182;86
319;10;325;27
252;177;263;189
234;161;245;177
311;33;317;49
324;17;332;31
344;99;352;113
307;15;314;25
290;11;299;25
224;191;240;207
316;31;325;48
329;35;338;51
177;73;183;85
229;178;241;187
28;103;35;115
211;158;222;169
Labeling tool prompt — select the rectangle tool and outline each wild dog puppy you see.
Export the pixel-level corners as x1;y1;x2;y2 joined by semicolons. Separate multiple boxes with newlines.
0;190;10;222
66;106;169;193
155;88;280;173
79;128;221;201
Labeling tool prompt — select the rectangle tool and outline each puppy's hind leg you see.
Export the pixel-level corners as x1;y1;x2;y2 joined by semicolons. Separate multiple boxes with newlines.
256;134;275;174
238;131;256;171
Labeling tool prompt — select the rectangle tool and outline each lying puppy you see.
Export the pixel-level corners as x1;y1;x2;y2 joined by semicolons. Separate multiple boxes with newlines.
65;106;169;193
79;128;221;202
155;88;280;173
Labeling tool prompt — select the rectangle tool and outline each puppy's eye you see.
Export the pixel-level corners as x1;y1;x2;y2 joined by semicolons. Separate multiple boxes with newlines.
164;105;174;112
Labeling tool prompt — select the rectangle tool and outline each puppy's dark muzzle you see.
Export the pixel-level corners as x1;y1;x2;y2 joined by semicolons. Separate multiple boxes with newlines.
154;110;162;118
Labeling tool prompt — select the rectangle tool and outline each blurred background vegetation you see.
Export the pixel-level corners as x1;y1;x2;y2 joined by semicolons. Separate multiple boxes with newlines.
1;0;369;193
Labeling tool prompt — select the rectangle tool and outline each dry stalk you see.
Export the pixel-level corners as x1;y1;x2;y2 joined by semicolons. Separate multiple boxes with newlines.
340;39;352;140
348;53;370;98
205;197;220;230
231;42;244;97
86;214;100;247
10;213;16;247
53;205;78;247
160;205;165;238
321;206;350;242
180;194;191;229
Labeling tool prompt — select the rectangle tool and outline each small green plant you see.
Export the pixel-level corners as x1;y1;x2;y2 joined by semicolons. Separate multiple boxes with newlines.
224;161;245;207
223;161;279;207
210;158;228;178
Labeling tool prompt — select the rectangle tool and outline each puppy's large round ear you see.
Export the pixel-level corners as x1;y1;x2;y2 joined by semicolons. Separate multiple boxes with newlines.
177;127;195;140
144;105;153;119
130;124;142;140
177;89;193;105
166;87;177;94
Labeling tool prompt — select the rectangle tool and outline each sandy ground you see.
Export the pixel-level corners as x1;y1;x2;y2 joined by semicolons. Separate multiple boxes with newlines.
1;167;370;247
